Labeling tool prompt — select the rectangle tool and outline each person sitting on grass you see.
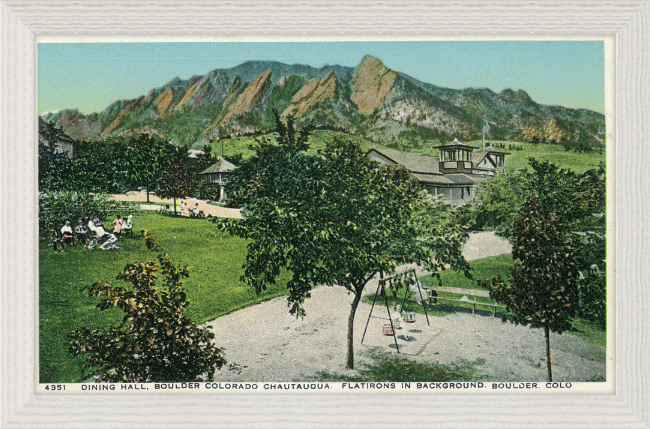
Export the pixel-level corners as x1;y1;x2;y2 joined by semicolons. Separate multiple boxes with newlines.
113;215;122;237
87;218;97;234
75;220;88;244
60;221;74;248
122;215;133;236
92;219;119;251
99;231;120;250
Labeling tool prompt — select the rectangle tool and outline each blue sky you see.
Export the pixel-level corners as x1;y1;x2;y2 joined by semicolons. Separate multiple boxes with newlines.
38;41;605;115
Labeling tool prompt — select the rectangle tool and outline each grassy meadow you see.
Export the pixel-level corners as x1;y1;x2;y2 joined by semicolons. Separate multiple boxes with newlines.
39;212;289;383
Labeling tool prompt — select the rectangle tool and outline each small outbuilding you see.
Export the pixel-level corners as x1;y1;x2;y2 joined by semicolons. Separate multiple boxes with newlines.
199;158;237;202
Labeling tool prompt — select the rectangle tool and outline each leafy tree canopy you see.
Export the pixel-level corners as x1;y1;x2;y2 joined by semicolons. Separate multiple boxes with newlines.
483;195;579;332
156;161;196;214
125;133;185;201
480;194;580;381
474;158;607;329
475;158;605;241
225;110;311;207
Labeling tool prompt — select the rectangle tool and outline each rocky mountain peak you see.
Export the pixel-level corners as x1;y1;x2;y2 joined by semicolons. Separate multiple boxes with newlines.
351;55;398;115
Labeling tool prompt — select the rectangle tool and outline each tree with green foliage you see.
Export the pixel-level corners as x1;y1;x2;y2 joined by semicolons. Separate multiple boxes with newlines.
563;130;596;153
473;169;528;238
476;158;605;240
156;162;195;215
224;118;470;369
572;232;607;329
225;110;312;207
69;252;226;382
38;140;75;192
479;195;579;381
475;159;606;329
126;134;179;202
69;139;133;194
39;128;133;194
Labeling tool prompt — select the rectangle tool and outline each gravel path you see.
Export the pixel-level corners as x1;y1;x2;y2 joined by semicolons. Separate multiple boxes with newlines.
205;233;605;382
110;191;243;219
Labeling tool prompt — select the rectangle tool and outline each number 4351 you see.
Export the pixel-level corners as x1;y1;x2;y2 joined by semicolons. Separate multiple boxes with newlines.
44;384;65;391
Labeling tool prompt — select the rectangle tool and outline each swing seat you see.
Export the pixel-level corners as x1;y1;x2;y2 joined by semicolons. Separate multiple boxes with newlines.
404;312;416;323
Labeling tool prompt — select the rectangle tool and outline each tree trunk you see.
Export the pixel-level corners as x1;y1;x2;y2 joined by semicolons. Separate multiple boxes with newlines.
146;182;150;203
173;197;177;215
347;292;362;369
545;322;553;381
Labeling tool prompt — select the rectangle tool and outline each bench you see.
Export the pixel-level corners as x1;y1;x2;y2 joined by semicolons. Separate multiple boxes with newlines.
108;204;133;214
424;286;506;316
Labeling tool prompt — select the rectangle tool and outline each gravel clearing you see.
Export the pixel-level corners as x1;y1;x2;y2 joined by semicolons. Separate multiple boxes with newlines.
110;191;243;219
205;232;605;382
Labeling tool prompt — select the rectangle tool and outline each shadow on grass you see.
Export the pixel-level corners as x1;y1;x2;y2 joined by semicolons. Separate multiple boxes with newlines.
310;349;488;382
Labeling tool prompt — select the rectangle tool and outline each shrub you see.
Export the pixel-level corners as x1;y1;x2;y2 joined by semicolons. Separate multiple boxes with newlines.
69;252;226;382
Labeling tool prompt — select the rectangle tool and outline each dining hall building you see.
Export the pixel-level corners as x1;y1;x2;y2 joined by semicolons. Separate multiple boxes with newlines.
367;139;508;205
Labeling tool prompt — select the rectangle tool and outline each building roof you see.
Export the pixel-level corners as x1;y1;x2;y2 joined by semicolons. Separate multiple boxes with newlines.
413;173;483;186
471;147;510;166
200;158;237;174
471;151;491;166
368;148;441;175
483;146;510;155
435;138;475;151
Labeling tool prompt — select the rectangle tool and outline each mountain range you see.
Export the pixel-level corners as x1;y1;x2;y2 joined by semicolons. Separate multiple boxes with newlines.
40;55;606;148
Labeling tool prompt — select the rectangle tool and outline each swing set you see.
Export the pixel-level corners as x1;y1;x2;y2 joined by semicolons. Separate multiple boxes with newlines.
360;269;430;353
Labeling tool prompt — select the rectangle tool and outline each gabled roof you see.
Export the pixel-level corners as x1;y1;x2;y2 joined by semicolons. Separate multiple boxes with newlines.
368;148;441;175
483;146;510;155
200;158;237;174
471;147;510;167
471;151;491;166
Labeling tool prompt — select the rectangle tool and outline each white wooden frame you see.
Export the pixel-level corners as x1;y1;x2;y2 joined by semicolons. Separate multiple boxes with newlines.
1;1;648;427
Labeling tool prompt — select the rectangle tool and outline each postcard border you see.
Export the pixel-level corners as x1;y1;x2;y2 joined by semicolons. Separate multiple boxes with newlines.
2;1;649;427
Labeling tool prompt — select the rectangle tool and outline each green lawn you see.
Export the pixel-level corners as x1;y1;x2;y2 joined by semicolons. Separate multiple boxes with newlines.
420;253;514;291
39;212;289;383
478;140;606;174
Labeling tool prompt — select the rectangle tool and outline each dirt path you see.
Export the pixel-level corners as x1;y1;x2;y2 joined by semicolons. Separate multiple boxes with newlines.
110;191;243;219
